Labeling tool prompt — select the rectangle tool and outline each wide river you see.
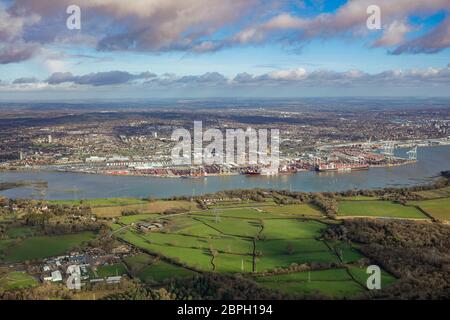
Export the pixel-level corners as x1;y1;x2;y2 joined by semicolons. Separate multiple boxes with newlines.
0;145;449;200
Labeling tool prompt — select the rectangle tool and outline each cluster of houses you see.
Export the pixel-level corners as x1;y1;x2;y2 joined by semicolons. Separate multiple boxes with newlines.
201;197;243;205
39;247;132;287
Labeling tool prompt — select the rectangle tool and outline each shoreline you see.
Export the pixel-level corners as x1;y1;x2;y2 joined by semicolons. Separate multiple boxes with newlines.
0;160;417;179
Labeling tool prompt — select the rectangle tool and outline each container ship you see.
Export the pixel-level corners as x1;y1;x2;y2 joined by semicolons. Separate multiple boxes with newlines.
315;163;369;172
241;167;261;175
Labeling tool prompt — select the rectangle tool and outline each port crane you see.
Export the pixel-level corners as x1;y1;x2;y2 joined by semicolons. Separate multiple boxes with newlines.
407;146;418;161
381;141;395;156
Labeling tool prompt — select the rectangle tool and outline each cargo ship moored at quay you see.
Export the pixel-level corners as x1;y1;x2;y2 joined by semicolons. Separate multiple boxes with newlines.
315;163;370;172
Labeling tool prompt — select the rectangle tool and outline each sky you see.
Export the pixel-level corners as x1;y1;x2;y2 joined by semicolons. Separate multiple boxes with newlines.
0;0;449;100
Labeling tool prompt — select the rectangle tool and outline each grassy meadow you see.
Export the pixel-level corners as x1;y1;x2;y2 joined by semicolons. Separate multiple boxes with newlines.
0;271;39;291
2;231;96;263
337;200;427;219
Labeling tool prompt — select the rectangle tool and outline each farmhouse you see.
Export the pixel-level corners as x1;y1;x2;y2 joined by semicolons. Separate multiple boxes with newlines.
137;221;164;233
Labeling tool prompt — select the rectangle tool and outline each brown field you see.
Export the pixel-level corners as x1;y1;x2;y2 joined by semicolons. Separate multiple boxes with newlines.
408;198;450;221
413;186;450;200
92;200;197;217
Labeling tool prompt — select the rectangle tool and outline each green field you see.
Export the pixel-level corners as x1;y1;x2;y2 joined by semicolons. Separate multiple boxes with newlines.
136;260;196;282
194;216;262;238
261;219;326;239
95;263;128;278
191;208;277;220
2;231;96;263
408;198;450;221
262;204;324;216
0;271;39;290
325;241;364;263
115;213;343;273
167;216;223;237
5;226;36;239
124;253;154;271
338;200;427;219
0;240;14;257
208;200;276;209
348;267;396;289
106;198;401;297
255;269;366;298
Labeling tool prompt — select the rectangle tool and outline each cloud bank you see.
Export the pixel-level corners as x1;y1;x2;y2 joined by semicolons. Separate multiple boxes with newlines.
2;66;449;92
0;0;449;64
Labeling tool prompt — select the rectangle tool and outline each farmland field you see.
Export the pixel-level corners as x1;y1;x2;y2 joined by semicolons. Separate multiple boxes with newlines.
5;226;36;239
0;271;38;291
92;200;196;217
115;212;354;274
337;200;427;219
95;263;128;278
191;208;277;220
408;198;450;221
255;269;366;298
109;195;406;298
208;200;277;209
193;216;262;238
348;267;396;288
326;241;364;263
2;231;96;263
261;219;326;239
124;253;154;271
0;240;14;258
136;260;196;282
262;204;323;216
118;213;162;225
413;186;450;199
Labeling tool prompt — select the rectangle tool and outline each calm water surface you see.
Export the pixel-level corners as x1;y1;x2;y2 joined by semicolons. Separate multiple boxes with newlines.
0;145;449;200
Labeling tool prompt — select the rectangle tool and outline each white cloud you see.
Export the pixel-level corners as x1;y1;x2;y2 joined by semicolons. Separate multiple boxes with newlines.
267;68;307;81
228;0;450;54
2;66;450;92
375;20;411;47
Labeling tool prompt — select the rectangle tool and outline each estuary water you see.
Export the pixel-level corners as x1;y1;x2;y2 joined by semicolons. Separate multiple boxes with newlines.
0;145;449;200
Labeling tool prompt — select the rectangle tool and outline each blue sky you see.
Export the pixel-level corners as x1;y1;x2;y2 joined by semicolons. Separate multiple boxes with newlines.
0;0;449;99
